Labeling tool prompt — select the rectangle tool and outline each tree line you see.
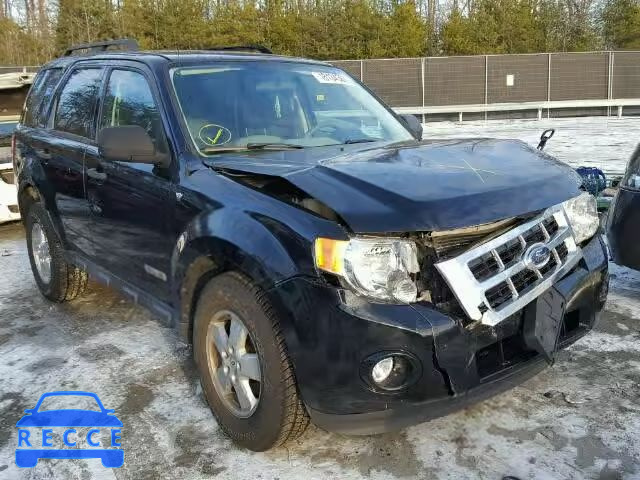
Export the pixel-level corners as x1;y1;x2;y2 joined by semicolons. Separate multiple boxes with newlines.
1;0;640;66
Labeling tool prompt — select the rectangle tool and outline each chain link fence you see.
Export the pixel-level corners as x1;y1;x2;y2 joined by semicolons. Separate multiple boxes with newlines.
332;51;640;119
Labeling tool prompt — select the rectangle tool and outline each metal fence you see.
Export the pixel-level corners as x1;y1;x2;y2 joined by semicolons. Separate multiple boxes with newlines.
332;51;640;119
4;54;640;119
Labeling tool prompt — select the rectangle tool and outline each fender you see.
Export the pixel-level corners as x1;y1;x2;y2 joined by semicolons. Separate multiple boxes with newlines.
171;204;345;342
15;134;67;244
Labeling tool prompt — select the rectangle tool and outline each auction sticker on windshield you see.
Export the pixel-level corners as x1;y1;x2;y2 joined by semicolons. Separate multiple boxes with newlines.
311;71;350;84
15;391;123;468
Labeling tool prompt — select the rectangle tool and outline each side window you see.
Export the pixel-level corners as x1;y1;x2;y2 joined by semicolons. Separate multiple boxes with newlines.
23;68;63;127
54;68;103;139
100;69;166;151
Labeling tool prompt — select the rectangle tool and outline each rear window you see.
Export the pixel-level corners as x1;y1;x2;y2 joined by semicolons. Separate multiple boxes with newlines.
54;68;103;139
23;68;63;127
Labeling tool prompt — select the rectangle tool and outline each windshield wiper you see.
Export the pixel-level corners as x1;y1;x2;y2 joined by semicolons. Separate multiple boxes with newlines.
246;142;305;150
343;138;380;144
202;143;305;155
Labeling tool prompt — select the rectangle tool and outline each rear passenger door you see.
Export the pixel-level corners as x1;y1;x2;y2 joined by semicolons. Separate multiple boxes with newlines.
86;67;174;299
42;67;103;255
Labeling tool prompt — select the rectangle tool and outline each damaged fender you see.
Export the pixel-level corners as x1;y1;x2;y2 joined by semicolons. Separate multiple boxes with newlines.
169;179;348;341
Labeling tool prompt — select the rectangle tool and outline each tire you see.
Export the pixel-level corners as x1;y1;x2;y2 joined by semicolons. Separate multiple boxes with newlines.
193;271;309;451
25;203;88;302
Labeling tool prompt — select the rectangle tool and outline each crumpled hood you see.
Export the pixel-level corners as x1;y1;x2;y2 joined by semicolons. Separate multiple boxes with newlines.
205;139;583;233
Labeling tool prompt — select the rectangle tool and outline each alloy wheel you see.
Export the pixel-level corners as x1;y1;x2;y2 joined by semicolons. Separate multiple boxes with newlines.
206;310;262;418
31;222;52;284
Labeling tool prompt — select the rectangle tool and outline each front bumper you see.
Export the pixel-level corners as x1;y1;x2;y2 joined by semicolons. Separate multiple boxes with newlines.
268;235;608;434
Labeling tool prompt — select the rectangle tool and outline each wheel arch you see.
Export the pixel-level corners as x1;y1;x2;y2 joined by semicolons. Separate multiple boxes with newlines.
172;210;318;343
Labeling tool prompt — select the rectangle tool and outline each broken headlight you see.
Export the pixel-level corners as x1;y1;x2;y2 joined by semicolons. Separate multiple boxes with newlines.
562;192;599;244
314;237;419;303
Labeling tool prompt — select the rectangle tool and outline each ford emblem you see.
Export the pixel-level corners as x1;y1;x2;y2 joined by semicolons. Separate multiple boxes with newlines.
523;243;552;270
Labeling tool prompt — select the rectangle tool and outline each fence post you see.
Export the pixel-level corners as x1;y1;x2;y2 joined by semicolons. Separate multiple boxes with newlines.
421;57;426;124
360;60;364;82
608;51;615;117
484;55;488;122
547;53;551;119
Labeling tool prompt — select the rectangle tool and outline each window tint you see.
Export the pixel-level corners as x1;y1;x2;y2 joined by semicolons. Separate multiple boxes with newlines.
100;69;165;151
23;68;63;127
54;68;103;138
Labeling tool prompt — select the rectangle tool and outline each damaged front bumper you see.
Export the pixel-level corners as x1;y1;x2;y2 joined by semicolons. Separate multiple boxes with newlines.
267;234;608;435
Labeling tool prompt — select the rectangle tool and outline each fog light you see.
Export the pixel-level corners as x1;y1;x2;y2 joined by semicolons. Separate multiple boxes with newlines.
371;357;394;383
361;352;421;392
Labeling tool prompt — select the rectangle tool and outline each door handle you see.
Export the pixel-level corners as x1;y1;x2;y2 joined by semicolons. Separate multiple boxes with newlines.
87;168;107;182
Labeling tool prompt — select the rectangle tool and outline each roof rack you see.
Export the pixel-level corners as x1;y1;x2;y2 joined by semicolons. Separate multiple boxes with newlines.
206;45;273;54
64;38;139;57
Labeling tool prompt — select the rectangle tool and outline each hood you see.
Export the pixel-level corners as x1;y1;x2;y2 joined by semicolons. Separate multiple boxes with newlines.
205;139;582;233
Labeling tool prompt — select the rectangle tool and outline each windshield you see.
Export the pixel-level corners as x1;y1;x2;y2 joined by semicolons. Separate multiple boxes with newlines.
171;62;413;154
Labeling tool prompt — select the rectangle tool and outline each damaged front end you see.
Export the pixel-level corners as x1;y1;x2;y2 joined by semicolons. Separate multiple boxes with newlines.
293;221;607;434
279;212;606;434
207;157;607;434
409;207;608;400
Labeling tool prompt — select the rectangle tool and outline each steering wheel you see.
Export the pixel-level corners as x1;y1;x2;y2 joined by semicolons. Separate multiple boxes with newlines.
307;120;341;138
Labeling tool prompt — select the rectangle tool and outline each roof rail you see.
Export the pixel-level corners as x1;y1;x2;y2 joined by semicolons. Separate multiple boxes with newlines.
64;38;139;57
206;45;273;54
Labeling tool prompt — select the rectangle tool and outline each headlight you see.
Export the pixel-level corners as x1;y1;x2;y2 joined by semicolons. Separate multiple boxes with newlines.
562;192;599;244
314;237;419;303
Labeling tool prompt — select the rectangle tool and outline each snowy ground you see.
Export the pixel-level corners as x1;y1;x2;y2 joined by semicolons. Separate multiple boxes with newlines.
1;117;640;479
424;116;639;177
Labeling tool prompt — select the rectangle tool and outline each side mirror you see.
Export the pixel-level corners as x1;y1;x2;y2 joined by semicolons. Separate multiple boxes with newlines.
400;114;423;140
98;126;169;167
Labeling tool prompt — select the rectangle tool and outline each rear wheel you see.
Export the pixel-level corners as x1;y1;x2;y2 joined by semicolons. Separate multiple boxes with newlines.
25;203;88;302
193;272;309;451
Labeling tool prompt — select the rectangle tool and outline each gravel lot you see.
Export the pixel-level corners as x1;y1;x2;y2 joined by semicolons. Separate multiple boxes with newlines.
1;118;640;479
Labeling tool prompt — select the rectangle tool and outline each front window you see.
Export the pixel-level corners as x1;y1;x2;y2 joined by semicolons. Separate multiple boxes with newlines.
171;62;413;153
100;69;167;155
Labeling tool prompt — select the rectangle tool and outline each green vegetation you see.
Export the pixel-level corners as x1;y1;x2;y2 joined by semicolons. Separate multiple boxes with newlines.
1;0;640;65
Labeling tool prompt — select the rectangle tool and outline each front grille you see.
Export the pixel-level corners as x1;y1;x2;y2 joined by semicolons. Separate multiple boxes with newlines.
436;205;583;326
0;169;14;185
468;217;561;282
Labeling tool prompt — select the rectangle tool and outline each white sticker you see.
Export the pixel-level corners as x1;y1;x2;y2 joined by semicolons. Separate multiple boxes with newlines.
312;71;350;84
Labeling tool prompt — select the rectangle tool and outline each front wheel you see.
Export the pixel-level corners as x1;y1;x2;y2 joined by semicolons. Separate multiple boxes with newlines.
193;272;309;451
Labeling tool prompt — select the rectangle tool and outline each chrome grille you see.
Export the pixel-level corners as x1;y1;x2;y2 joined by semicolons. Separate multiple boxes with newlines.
435;205;582;326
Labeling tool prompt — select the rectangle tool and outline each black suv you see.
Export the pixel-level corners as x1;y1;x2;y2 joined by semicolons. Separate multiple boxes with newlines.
14;40;609;451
